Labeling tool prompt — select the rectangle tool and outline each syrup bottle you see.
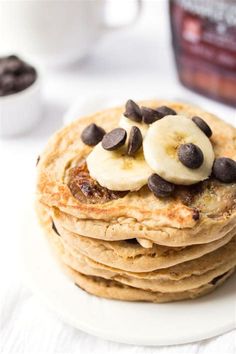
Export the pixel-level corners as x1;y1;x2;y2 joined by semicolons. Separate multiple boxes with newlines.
170;0;236;106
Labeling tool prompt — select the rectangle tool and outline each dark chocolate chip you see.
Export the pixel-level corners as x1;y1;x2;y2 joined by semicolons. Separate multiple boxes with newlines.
212;157;236;183
192;209;200;221
124;99;142;122
0;67;4;76
7;55;18;60
155;106;177;118
5;58;23;74
192;116;212;138
0;55;37;96
127;126;142;156
148;174;175;198
14;73;35;91
36;155;40;166
81;123;106;146
102;128;127;151
52;220;60;236
141;107;161;124
0;74;14;92
178;143;204;169
23;64;36;75
80;182;92;196
126;238;138;245
211;272;228;285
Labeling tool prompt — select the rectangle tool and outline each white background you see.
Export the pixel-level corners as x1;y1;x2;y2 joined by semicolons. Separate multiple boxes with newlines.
0;1;235;353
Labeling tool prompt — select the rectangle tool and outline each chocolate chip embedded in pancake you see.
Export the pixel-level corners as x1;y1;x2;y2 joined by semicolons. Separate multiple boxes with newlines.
176;182;203;206
125;238;139;245
211;271;228;285
36;155;40;166
52;220;60;236
67;162;127;204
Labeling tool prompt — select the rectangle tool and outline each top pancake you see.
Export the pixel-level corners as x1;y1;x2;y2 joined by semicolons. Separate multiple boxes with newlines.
37;100;236;246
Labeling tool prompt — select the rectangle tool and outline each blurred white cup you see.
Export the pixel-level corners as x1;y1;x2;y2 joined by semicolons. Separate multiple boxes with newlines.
0;0;142;66
0;76;42;137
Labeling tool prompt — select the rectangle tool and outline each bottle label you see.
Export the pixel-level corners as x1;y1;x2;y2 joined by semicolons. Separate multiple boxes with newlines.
175;0;236;69
177;0;236;27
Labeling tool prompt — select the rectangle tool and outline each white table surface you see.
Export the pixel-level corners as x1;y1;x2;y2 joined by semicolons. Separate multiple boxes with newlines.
0;1;235;353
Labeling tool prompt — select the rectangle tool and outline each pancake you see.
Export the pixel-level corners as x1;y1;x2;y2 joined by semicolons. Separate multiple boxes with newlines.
38;201;236;272
36;202;236;294
61;235;236;293
53;209;236;272
59;230;236;293
36;100;236;302
67;267;235;303
37;100;236;247
52;202;236;247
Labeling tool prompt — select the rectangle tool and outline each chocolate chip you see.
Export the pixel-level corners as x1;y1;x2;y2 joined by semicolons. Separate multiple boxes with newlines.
155;106;177;118
127;126;142;156
212;157;236;183
15;73;35;90
14;75;28;91
124;99;142;122
81;123;106;146
36;155;40;166
7;55;18;60
102;128;127;151
192;116;212;138
125;238;138;244
192;209;200;221
75;283;83;290
211;272;228;285
148;174;175;198
5;58;23;74
0;74;14;92
178;143;204;169
52;221;60;236
0;55;37;96
23;64;37;75
141;107;161;124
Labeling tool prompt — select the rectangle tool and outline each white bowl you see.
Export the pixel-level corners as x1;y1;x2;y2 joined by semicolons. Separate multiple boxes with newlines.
0;74;42;137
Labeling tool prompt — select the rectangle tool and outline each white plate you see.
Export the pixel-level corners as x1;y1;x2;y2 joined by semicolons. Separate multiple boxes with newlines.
62;94;236;126
21;209;236;346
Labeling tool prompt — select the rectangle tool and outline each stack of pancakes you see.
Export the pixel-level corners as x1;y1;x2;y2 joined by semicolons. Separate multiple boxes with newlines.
36;101;236;303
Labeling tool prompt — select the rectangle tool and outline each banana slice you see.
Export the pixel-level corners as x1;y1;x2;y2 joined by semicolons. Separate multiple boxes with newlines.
87;143;153;191
119;115;148;137
137;238;154;248
143;115;214;185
